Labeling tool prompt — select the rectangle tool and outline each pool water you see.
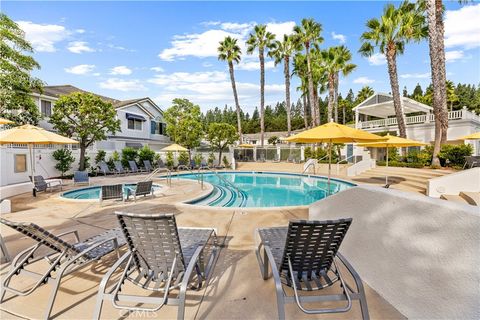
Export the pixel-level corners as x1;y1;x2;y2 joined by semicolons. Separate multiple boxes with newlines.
61;184;161;200
175;172;354;208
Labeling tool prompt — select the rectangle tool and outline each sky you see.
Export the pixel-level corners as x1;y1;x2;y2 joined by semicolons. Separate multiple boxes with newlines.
3;1;480;114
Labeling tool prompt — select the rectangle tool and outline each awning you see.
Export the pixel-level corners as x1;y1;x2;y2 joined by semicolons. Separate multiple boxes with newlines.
125;142;143;149
126;113;146;121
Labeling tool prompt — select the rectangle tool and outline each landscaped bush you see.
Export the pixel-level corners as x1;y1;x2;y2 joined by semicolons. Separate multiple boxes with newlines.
95;150;106;165
222;155;230;168
438;144;473;168
121;147;138;167
193;154;203;167
406;148;432;166
52;148;75;177
178;151;189;166
208;152;215;166
304;146;337;162
388;147;399;162
166;151;174;168
138;145;155;164
107;151;120;170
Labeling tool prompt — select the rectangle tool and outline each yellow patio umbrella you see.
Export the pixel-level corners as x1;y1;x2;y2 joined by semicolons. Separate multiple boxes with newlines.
0;124;78;195
238;143;254;148
286;121;386;192
160;143;188;152
0;118;14;125
358;134;427;185
458;132;480;140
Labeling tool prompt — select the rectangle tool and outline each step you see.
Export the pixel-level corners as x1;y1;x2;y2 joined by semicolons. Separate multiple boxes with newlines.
359;172;433;185
368;168;448;179
440;194;470;205
355;174;428;190
459;192;480;206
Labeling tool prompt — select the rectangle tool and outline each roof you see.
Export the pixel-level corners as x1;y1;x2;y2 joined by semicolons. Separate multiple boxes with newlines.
113;98;151;109
353;93;433;118
243;130;303;140
39;85;120;104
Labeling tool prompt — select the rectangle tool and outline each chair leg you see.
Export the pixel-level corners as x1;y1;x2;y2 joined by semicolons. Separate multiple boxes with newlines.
43;260;71;320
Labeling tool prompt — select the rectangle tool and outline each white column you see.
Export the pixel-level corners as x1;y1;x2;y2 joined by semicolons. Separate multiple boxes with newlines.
355;109;360;129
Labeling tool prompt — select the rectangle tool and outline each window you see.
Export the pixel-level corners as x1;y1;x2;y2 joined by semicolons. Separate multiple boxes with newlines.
128;119;142;130
150;121;166;135
41;100;52;117
14;154;27;173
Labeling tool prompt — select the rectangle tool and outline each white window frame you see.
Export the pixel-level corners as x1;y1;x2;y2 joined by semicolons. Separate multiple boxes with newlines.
41;100;52;117
127;118;143;131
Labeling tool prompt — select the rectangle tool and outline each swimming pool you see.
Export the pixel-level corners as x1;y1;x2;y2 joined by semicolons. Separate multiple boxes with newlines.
61;184;161;200
174;171;354;208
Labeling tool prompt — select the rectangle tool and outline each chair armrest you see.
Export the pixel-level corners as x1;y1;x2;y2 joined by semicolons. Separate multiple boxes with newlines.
56;230;81;243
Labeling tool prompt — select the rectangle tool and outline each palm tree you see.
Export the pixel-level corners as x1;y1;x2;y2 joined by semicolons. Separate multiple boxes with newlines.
293;18;323;127
218;36;243;143
246;24;276;147
269;34;298;136
359;2;427;138
333;46;356;123
356;86;374;104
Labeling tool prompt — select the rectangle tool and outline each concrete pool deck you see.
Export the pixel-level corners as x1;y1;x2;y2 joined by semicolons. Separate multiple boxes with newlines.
0;172;405;319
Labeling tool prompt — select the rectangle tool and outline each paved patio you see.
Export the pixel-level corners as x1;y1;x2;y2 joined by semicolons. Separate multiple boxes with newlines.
0;173;405;319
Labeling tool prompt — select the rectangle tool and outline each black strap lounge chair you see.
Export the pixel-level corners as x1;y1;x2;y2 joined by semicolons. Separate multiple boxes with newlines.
463;156;480;169
113;161;128;175
190;159;198;170
98;161;112;176
100;184;124;205
73;171;90;186
93;212;218;320
30;175;63;193
177;159;189;171
143;160;154;172
255;218;369;320
199;159;210;170
0;218;126;320
128;160;146;174
126;181;154;202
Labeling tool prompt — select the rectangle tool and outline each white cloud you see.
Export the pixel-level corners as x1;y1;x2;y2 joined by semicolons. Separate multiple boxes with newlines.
99;78;146;91
16;21;70;52
445;50;465;62
220;22;255;35
353;77;375;85
331;32;346;44
400;73;430;79
202;62;213;68
75;29;86;34
237;60;275;71
64;64;95;75
148;71;227;86
150;66;165;72
266;21;296;39
67;41;95;53
106;43;136;52
110;65;132;75
444;4;480;49
366;53;386;66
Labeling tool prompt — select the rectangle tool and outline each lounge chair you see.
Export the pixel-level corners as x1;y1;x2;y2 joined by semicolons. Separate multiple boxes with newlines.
199;159;210;170
463;156;480;169
0;218;126;319
273;154;280;163
143;160;154;172
128;160;146;174
190;159;198;170
100;184;124;205
255;218;369;320
287;155;294;163
93;212;218;320
73;171;90;186
258;153;266;162
30;175;63;193
98;161;113;176
126;181;154;202
177;159;189;171
113;161;128;175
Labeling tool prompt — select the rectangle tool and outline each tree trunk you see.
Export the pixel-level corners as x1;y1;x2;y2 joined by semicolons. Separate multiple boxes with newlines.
334;71;339;123
79;143;86;171
327;73;335;122
229;62;243;144
314;90;320;125
303;95;309;129
435;0;448;144
260;48;265;147
284;56;292;136
218;150;223;166
305;44;318;127
386;46;407;138
342;104;346;125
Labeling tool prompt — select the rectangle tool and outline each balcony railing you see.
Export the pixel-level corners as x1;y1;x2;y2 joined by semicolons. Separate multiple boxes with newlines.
349;108;479;130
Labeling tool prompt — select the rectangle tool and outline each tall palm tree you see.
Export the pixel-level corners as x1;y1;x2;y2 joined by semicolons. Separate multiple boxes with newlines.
246;24;276;147
293;18;323;127
359;2;427;138
269;34;298;136
218;36;243;143
333;46;356;123
356;86;374;104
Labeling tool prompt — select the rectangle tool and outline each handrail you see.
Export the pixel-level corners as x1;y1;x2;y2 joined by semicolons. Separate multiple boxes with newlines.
213;171;244;196
336;154;357;175
143;167;172;186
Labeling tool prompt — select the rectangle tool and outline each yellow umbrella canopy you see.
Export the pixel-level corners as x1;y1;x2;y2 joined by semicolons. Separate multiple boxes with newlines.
458;132;480;140
286;122;387;144
238;143;254;148
0;117;14;125
161;143;188;152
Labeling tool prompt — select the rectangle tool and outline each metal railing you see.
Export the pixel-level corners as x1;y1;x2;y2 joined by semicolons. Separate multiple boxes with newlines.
212;170;243;196
336;154;357;175
143;167;171;186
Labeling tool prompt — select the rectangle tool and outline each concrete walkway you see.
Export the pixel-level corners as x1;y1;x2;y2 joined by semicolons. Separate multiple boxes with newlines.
0;173;405;319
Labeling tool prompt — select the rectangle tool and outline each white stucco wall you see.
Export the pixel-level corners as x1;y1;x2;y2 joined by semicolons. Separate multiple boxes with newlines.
309;186;480;320
427;167;480;197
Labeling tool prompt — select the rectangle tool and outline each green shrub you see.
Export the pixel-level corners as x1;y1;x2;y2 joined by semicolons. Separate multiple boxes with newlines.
121;147;138;167
387;147;399;162
208;152;215;166
107;151;119;170
438;144;473;167
178;151;189;165
406;148;431;166
52;148;75;177
222;155;230;168
83;154;91;172
112;150;120;161
194;154;203;167
154;153;161;163
95;150;106;165
166;151;174;168
138;145;155;164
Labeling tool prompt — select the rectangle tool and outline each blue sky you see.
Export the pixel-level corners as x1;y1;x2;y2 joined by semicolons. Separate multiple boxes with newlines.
3;1;480;113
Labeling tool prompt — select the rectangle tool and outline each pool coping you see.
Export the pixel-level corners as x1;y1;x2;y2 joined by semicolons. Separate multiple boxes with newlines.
58;183;164;202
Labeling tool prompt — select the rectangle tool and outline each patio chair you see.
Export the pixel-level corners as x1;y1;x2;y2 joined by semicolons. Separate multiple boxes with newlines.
100;184;124;205
128;160;146;174
98;161;113;176
199;159;210;170
255;218;369;320
113;161;128;175
259;153;266;162
126;181;154;202
93;212;218;320
30;175;63;193
143;160;154;172
273;154;280;163
0;218;126;320
287;155;294;163
463;156;480;169
190;159;198;170
73;171;90;186
177;159;189;171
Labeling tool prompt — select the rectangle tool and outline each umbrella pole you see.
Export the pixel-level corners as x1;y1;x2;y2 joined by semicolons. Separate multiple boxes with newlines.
328;140;332;195
386;146;389;186
29;144;36;197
